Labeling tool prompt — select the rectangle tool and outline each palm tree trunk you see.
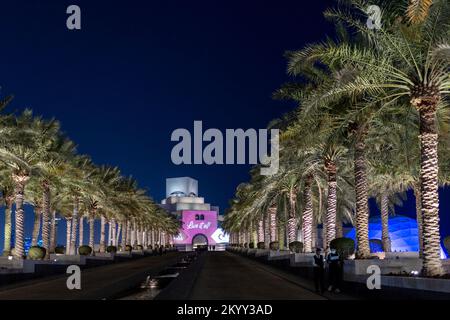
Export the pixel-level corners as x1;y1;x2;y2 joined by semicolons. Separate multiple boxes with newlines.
66;217;72;254
111;219;116;246
107;220;112;246
381;193;391;253
137;224;142;246
257;219;264;243
414;186;423;258
41;180;51;258
89;214;95;250
302;176;313;253
31;207;42;247
126;220;132;246
121;221;127;251
49;210;56;253
415;96;443;276
79;215;84;245
2;198;13;256
354;129;371;258
287;189;297;245
325;160;337;250
269;207;277;242
13;175;29;259
70;198;79;255
116;222;121;247
99;215;106;253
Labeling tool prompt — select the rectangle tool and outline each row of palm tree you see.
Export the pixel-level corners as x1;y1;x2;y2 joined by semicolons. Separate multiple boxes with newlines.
0;100;179;260
223;0;450;277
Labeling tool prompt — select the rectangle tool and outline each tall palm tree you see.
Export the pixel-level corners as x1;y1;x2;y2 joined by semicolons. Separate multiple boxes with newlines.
304;0;449;275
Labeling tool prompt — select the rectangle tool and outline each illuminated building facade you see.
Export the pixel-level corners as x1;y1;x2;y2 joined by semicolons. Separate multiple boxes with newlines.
160;177;229;251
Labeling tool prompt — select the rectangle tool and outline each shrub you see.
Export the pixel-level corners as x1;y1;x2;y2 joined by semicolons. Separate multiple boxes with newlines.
125;245;133;252
248;242;255;249
243;242;248;248
444;236;450;254
136;245;144;251
28;246;46;260
269;241;279;250
55;246;65;254
330;237;355;258
106;246;117;253
257;242;265;249
78;245;92;256
147;245;153;250
289;241;304;253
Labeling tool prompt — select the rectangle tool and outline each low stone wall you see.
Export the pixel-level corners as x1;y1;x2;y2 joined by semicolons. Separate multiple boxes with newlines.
290;253;314;267
268;250;293;261
254;249;270;257
344;258;422;275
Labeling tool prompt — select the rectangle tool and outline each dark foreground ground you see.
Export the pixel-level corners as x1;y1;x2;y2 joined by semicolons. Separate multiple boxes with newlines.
158;251;356;300
0;252;184;300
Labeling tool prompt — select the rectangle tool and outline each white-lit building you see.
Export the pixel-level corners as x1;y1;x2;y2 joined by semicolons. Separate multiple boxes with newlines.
160;177;228;251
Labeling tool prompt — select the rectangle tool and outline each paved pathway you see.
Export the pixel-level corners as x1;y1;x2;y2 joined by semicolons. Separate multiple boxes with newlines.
0;252;184;300
187;252;326;300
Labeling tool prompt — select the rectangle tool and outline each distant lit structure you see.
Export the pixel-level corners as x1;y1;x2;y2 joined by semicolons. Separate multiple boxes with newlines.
345;215;447;258
160;177;229;251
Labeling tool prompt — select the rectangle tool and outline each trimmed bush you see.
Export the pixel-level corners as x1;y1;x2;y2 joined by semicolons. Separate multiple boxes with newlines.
125;245;133;252
147;245;153;250
289;241;304;253
106;245;117;253
330;237;355;258
78;245;92;256
243;242;248;248
269;241;279;250
28;246;46;260
136;245;144;251
257;242;265;249
444;236;450;254
248;242;255;249
55;246;65;254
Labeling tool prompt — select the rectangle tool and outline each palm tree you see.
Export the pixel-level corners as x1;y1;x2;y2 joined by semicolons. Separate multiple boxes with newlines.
304;0;449;275
0;167;15;256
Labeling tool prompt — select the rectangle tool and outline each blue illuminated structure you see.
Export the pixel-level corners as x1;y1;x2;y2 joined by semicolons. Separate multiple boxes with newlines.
345;215;447;258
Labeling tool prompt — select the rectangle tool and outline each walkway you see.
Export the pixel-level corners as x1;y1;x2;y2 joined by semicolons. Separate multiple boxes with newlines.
0;252;184;300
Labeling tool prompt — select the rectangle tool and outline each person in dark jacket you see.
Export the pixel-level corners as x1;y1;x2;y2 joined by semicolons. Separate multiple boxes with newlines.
326;248;341;293
313;248;325;294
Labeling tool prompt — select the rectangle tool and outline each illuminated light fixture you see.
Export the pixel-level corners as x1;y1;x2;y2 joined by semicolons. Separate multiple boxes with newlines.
7;255;13;261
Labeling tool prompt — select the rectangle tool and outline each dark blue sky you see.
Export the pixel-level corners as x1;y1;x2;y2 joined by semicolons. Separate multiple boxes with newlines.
0;0;449;248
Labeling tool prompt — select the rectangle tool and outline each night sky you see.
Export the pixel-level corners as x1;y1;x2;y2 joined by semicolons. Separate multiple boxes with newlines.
0;0;449;249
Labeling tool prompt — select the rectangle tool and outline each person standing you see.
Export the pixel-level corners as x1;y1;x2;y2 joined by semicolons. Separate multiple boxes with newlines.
313;248;325;294
327;248;341;293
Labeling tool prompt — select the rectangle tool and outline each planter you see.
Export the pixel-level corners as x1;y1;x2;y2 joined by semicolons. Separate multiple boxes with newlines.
290;253;315;267
255;249;270;257
268;250;292;261
344;258;422;275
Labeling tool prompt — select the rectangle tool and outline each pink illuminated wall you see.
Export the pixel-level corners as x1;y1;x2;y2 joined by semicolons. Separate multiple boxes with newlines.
173;210;218;245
